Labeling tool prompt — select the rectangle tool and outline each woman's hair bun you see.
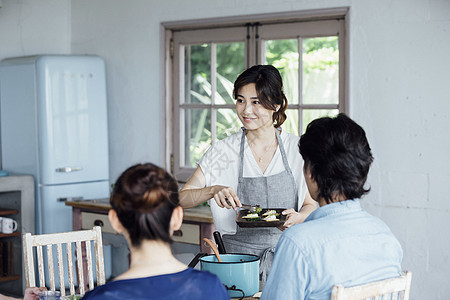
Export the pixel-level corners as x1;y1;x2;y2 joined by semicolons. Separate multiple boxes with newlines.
140;181;174;212
110;163;179;247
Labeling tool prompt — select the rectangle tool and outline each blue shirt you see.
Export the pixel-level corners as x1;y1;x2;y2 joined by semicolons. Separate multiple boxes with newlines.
82;268;229;300
262;199;403;300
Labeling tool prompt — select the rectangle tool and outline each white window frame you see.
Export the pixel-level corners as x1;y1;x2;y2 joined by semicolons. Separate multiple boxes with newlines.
171;26;248;181
163;8;349;182
258;19;346;134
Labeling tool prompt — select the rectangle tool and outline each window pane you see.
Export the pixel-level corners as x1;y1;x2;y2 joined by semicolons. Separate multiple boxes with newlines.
302;37;339;105
265;39;299;105
183;108;211;167
284;109;299;136
185;44;211;104
302;109;339;134
216;108;241;142
216;42;245;105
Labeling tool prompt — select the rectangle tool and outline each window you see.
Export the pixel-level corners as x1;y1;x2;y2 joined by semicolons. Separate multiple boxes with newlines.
164;9;347;181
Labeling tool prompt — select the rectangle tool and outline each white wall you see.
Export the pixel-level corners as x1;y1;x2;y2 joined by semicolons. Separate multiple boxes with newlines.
1;0;449;299
0;0;70;57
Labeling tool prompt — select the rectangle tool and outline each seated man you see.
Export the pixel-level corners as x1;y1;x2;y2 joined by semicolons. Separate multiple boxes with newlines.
262;113;403;299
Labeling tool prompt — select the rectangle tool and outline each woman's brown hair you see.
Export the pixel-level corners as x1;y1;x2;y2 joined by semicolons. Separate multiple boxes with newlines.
110;163;179;247
233;65;288;128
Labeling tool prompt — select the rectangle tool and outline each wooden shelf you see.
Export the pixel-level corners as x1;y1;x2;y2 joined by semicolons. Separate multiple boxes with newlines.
0;275;20;283
0;209;19;216
0;232;20;238
0;209;20;238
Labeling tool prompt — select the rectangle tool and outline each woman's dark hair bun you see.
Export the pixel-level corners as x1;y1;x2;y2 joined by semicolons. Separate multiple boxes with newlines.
110;163;179;247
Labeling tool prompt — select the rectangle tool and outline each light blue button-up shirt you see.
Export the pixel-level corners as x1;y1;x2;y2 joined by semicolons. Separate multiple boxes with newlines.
262;199;403;300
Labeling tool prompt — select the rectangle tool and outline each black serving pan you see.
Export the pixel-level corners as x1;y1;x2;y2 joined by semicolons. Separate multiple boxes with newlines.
236;208;286;228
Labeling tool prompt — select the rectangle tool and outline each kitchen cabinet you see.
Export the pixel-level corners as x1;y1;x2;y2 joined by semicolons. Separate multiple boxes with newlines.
0;175;35;297
0;208;20;283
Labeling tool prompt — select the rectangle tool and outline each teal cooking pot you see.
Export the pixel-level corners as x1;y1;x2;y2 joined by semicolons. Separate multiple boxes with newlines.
199;254;260;298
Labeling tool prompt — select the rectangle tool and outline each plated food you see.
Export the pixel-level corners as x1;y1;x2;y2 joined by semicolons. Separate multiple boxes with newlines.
263;213;279;222
236;208;286;228
241;209;280;221
242;213;260;220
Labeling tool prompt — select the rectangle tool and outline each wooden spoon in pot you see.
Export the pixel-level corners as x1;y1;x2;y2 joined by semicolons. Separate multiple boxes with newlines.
203;238;222;262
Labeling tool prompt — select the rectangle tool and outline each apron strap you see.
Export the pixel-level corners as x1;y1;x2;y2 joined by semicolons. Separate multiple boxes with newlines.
238;128;246;179
275;129;298;205
274;128;293;176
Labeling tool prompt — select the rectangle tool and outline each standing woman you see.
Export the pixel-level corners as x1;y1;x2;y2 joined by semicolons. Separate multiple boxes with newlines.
83;163;229;300
180;65;316;282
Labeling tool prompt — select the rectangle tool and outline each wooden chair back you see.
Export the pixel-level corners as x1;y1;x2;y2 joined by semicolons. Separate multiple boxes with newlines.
331;271;412;300
23;226;105;296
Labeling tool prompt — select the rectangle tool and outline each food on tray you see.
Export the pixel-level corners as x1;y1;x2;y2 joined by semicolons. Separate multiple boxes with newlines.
262;209;277;216
236;208;285;227
242;208;280;222
263;214;279;222
253;206;262;214
242;213;260;219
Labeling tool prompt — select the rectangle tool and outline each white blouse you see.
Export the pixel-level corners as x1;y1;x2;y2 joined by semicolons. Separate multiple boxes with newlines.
198;128;307;234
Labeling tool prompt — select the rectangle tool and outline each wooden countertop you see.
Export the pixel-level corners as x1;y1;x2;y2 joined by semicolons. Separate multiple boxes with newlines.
66;198;111;212
66;199;214;223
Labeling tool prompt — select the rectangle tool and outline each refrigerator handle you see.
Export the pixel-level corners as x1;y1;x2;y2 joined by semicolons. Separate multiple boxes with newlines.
55;167;83;173
57;196;84;202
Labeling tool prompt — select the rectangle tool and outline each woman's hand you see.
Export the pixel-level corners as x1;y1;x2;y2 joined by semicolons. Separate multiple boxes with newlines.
279;191;318;230
279;208;305;230
179;166;242;210
211;185;241;210
23;287;47;300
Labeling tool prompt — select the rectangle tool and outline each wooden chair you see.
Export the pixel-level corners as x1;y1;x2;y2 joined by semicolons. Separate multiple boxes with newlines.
23;226;105;297
331;271;412;300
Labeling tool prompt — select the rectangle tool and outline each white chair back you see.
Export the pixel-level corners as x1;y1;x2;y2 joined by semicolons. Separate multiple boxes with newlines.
23;226;105;296
331;271;412;300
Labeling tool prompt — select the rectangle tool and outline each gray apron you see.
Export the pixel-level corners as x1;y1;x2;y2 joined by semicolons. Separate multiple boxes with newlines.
222;128;297;283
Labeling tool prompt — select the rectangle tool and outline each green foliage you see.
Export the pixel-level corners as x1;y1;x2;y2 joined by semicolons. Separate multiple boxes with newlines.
189;43;245;104
189;44;210;100
303;36;338;53
266;37;338;75
303;46;338;72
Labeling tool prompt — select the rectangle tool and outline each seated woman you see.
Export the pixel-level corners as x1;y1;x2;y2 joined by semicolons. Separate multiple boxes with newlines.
262;113;403;299
83;163;229;300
